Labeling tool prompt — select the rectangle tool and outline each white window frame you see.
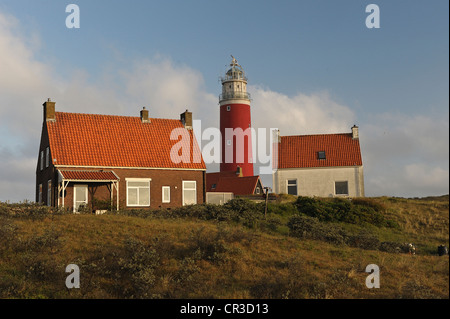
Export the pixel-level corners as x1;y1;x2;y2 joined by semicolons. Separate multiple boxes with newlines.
45;147;50;168
47;180;52;207
126;178;151;207
162;186;171;203
182;180;197;206
40;151;44;171
286;179;298;196
38;184;42;204
335;181;349;196
74;184;88;212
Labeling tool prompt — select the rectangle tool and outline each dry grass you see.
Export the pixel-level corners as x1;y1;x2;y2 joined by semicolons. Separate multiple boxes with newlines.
0;196;448;299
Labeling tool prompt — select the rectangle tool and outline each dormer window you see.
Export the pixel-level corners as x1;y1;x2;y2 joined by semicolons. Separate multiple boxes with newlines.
318;151;326;160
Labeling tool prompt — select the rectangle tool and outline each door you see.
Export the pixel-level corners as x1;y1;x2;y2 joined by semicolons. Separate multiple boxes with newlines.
74;185;88;212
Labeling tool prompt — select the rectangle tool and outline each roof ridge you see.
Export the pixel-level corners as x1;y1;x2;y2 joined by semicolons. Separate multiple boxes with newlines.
55;111;182;122
281;132;352;138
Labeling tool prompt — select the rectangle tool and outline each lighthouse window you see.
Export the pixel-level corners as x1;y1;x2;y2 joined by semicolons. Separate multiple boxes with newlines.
227;105;231;111
227;139;231;146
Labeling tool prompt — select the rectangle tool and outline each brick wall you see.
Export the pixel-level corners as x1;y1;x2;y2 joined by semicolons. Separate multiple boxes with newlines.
54;166;205;212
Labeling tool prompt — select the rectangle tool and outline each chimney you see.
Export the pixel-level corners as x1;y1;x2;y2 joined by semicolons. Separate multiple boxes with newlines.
180;109;192;130
351;125;359;139
140;107;150;123
43;98;56;122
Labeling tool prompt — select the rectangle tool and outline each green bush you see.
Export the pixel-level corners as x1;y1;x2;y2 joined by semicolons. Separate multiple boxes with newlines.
287;215;347;245
294;196;396;228
345;230;380;250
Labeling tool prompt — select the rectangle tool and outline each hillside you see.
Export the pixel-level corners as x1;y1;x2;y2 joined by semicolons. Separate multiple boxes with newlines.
0;196;448;299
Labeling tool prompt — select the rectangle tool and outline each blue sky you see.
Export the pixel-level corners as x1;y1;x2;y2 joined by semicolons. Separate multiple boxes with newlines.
0;0;448;201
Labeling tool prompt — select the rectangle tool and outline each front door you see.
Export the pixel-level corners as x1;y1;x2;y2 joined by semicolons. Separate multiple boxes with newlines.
74;185;88;212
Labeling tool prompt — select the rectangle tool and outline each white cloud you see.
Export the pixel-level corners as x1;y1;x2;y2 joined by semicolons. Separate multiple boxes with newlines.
249;85;356;135
361;112;449;197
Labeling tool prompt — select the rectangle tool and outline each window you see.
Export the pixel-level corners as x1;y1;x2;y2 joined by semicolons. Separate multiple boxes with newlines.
211;183;216;190
227;139;231;146
40;151;44;171
38;184;42;204
318;151;326;160
47;180;52;206
127;179;151;207
227;105;231;111
335;181;349;195
287;179;297;195
182;181;197;206
162;186;170;203
74;185;88;212
45;147;50;168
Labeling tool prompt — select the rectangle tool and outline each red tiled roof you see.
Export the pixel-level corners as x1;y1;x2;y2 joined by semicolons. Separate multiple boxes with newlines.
59;170;119;181
206;172;262;195
47;112;205;170
277;134;362;169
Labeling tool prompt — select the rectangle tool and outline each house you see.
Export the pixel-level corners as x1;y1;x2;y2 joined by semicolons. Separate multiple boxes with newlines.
36;99;206;212
205;168;264;204
206;169;264;196
272;126;364;198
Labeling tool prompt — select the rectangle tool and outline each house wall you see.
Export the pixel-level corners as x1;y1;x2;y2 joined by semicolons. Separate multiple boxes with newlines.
273;166;365;198
55;166;205;211
36;124;57;207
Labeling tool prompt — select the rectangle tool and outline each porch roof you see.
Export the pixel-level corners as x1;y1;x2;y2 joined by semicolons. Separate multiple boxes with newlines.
58;170;119;182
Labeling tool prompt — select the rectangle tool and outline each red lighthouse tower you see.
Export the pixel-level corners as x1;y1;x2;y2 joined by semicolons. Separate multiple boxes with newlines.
219;56;254;177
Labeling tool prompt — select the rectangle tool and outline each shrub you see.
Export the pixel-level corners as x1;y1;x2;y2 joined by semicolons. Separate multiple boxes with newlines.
287;215;347;245
294;196;396;228
117;237;161;298
345;230;380;250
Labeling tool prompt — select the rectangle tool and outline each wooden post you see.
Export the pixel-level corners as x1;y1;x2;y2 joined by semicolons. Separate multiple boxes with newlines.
264;187;269;220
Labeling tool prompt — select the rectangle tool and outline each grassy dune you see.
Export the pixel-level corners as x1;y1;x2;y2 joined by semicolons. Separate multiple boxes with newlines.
0;196;448;299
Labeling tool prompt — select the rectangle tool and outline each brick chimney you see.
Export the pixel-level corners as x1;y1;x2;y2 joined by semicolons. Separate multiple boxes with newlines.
140;107;150;123
180;109;192;130
352;125;359;139
43;98;56;122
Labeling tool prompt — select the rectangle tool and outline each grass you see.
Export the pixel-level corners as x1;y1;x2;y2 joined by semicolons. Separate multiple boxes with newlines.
0;196;448;299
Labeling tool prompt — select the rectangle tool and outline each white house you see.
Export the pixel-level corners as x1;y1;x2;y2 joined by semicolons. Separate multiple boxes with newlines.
273;126;365;198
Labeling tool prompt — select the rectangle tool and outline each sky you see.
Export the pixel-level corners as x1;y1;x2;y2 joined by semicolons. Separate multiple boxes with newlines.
0;0;448;202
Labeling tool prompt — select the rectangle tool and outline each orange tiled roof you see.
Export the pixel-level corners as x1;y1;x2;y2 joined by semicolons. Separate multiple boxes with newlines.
47;112;205;170
206;172;262;195
58;170;119;181
277;133;362;169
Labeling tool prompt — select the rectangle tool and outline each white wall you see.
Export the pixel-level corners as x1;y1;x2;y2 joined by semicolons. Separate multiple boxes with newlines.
273;166;365;197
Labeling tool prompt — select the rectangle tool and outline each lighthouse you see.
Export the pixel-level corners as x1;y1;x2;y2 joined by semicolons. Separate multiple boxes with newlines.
219;56;254;177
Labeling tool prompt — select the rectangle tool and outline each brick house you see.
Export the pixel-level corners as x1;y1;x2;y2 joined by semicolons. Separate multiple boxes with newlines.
206;170;263;196
273;126;365;198
36;99;206;212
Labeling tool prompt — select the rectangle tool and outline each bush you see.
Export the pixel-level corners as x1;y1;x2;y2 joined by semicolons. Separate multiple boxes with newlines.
287;215;347;245
345;231;380;250
117;237;161;298
294;196;396;228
